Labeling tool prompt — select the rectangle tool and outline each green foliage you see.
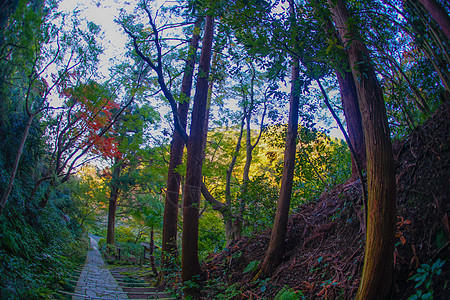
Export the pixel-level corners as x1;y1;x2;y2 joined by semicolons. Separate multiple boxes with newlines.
203;123;351;244
262;125;351;205
66;165;108;231
435;229;447;250
115;226;143;243
0;0;98;291
293;133;351;204
98;238;106;249
216;283;241;300
99;222;159;266
241;175;279;235
2;1;447;298
408;259;445;300
160;254;182;297
0;203;88;298
131;194;164;231
100;239;146;266
243;260;259;274
275;286;305;300
199;210;226;259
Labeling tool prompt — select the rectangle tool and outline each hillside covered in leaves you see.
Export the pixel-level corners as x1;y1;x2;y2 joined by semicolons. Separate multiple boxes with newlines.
200;106;449;299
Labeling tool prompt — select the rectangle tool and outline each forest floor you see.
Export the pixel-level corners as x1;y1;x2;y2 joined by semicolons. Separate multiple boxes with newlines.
201;105;449;299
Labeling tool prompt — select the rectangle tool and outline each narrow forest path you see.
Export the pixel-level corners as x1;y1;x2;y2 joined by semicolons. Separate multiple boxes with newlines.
71;236;128;299
63;235;174;299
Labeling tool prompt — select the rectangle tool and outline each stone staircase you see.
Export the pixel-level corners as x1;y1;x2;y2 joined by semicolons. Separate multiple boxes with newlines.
110;270;173;299
52;236;174;299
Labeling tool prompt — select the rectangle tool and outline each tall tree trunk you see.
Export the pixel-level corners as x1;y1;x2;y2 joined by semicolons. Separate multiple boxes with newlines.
236;67;257;240
106;160;122;245
150;227;158;276
417;0;450;39
161;17;201;272
260;57;300;276
335;68;366;176
181;14;214;286
106;187;120;245
39;177;56;208
224;112;245;244
323;16;366;177
0;114;34;216
329;0;397;299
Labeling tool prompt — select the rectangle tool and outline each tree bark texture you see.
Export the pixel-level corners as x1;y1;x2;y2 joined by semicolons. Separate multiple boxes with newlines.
329;0;397;299
150;228;158;276
224;112;245;244
39;178;56;208
236;69;257;240
181;14;214;285
106;161;123;245
161;18;201;271
335;68;366;176
261;57;300;276
323;16;366;177
418;0;450;40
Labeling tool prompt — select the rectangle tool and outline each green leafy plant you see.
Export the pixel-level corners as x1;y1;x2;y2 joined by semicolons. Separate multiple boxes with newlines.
275;286;305;300
243;260;260;274
217;283;241;300
408;258;445;300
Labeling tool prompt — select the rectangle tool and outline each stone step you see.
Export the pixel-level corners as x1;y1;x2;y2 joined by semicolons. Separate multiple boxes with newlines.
56;290;102;299
68;237;178;300
127;294;174;300
110;274;140;278
116;281;153;286
122;287;160;292
71;268;84;273
127;298;175;300
58;287;173;299
111;275;149;282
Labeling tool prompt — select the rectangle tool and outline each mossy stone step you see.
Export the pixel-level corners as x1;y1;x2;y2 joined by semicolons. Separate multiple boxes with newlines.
127;294;174;299
122;286;160;292
56;290;98;299
116;281;153;286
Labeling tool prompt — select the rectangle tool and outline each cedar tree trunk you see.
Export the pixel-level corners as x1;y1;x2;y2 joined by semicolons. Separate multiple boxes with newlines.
418;0;450;39
336;67;366;176
106;160;123;245
224;113;245;244
181;14;214;285
329;0;397;299
260;57;300;275
161;18;201;270
236;69;256;239
150;227;158;276
324;16;366;176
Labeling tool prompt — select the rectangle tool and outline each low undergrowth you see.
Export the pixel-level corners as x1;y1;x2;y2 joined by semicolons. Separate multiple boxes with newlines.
0;201;89;299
